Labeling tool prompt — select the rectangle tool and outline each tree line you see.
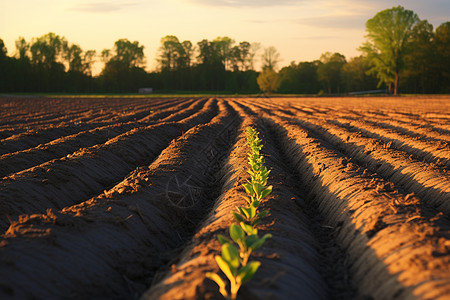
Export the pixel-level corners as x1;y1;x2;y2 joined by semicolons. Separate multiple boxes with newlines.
0;6;448;94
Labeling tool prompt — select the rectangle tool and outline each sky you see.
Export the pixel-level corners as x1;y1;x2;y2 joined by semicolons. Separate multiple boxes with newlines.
1;0;449;74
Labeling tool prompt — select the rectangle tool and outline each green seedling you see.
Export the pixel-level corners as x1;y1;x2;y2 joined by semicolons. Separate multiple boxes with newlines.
207;224;271;299
207;126;273;299
219;224;272;265
234;127;272;226
232;201;269;226
206;247;260;300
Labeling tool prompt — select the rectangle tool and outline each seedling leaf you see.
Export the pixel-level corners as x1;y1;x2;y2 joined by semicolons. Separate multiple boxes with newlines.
258;210;269;218
238;206;250;219
247;205;256;219
243;183;254;196
215;256;235;283
253;182;264;197
261;186;272;198
218;234;231;245
222;243;240;270
251;199;260;208
230;224;245;243
232;212;244;222
237;261;261;285
244;234;259;249
242;196;252;205
249;233;272;251
240;222;258;235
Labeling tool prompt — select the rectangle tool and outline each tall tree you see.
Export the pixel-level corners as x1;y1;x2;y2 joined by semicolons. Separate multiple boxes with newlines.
181;40;194;68
341;56;378;93
403;20;435;93
112;38;145;69
64;43;83;72
197;39;221;66
434;22;450;92
238;41;251;71
83;50;96;76
0;39;7;59
213;36;234;70
248;42;261;71
12;37;34;92
100;49;111;64
28;33;67;91
0;39;8;90
359;6;420;95
157;35;184;71
15;37;29;60
100;39;146;92
261;46;280;71
229;45;241;72
278;61;321;94
30;32;67;69
317;52;346;94
195;39;226;90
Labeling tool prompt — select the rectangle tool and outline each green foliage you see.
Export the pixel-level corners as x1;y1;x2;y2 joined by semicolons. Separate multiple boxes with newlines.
2;20;450;94
341;56;380;92
278;61;322;94
30;32;67;68
64;43;96;75
0;39;7;59
111;39;145;69
157;35;193;71
359;5;420;94
99;39;147;92
257;68;281;94
434;22;450;92
15;37;29;60
317;52;346;94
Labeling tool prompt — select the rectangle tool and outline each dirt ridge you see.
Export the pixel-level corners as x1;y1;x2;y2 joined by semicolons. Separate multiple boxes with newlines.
1;96;449;299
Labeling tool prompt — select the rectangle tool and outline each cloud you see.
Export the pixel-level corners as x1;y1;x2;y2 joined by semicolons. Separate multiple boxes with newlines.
301;35;337;40
188;0;302;7
332;0;450;25
296;14;368;29
69;2;141;13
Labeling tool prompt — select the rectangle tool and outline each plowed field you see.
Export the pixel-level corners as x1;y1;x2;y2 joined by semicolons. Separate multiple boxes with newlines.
1;96;449;299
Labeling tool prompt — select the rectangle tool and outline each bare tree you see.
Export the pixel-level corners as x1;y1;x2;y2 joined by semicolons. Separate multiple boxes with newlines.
261;46;280;71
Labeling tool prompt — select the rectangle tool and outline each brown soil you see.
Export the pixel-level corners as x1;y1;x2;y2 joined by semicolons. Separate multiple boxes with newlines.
0;96;449;299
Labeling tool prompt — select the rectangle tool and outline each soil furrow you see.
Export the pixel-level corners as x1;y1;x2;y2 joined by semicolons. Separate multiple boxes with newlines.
1;105;107;128
74;98;185;124
0;122;141;178
233;100;357;298
0;97;175;133
0;129;23;141
136;98;199;123
262;113;450;300
244;100;450;214
331;118;450;168
336;113;450;143
0;99;210;178
0;124;101;155
0;99;219;231
1;96;449;299
0;98;177;155
0;99;240;299
280;114;450;214
143;105;329;299
157;98;209;123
